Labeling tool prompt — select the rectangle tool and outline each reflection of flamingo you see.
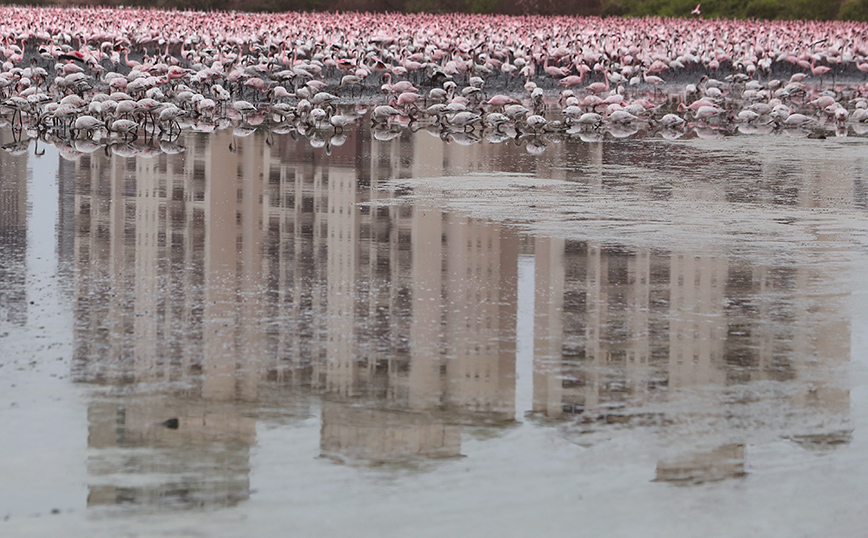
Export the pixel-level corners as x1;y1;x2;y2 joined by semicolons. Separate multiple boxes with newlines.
33;135;45;156
228;125;256;152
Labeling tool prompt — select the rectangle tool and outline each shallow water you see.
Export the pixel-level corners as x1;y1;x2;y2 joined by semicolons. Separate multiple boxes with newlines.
1;124;868;537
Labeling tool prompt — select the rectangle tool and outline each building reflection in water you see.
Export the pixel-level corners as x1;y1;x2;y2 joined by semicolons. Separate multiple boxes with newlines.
531;148;853;483
0;129;29;327
35;123;853;509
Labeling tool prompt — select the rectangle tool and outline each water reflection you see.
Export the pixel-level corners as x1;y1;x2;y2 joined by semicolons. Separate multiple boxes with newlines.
0;129;28;327
86;396;255;509
534;238;851;483
0;121;862;515
533;241;850;417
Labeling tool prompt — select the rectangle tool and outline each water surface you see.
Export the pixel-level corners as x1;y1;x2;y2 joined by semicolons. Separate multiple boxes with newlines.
1;124;867;536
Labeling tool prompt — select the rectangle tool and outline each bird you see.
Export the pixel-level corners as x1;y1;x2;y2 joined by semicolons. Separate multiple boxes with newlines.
445;110;482;131
71;115;104;139
338;74;363;98
0;5;863;152
106;118;139;141
371;104;402;124
329;113;357;133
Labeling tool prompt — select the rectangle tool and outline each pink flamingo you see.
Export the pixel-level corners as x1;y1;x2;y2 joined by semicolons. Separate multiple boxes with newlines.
558;75;584;89
585;71;610;94
810;59;832;84
381;72;417;94
543;55;569;80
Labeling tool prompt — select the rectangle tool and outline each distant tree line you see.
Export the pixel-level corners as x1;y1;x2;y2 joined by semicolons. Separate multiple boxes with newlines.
1;0;866;21
604;0;867;21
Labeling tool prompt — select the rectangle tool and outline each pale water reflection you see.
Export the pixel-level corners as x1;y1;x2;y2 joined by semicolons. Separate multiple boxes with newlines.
1;123;867;536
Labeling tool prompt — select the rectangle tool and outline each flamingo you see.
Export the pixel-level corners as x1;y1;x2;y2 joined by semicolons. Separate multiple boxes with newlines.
0;6;862;147
71;115;103;138
558;75;584;89
643;70;665;92
371;104;402;124
585;71;610;94
445;110;482;131
381;72;416;95
232;99;257;122
329;112;357;133
485;95;518;108
106;118;139;141
810;59;832;84
542;55;569;82
338;74;363;98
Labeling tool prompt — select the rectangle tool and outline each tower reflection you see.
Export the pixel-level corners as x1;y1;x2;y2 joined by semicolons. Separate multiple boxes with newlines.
0;129;29;327
530;155;853;483
43;122;853;509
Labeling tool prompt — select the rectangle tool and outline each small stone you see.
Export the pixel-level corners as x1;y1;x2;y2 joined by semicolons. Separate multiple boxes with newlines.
162;418;180;429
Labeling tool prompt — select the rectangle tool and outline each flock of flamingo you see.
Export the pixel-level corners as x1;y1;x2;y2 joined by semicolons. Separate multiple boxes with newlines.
1;6;868;156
